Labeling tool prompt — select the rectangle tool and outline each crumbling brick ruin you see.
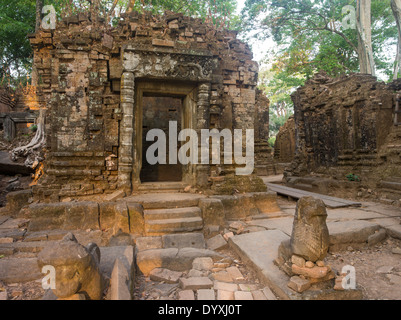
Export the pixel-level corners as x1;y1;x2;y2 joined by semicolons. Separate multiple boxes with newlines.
273;115;295;172
0;86;38;141
28;10;271;202
285;72;401;204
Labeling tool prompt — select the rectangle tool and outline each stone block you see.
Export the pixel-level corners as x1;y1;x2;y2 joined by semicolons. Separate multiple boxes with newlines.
251;290;267;300
135;236;162;252
216;290;234;300
252;192;280;213
5;190;32;214
136;248;221;276
99;246;135;280
226;266;244;281
368;229;387;246
199;199;225;226
127;202;145;235
192;257;214;271
213;281;238;292
288;276;311;293
386;225;401;240
110;258;131;300
179;277;213;290
206;234;227;250
162;233;205;249
212;271;233;283
0;258;41;284
197;289;215;300
234;291;253;300
150;268;182;284
262;287;277;300
178;290;195;300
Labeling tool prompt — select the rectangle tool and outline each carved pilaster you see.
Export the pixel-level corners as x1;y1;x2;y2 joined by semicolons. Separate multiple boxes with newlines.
118;72;135;192
196;83;211;187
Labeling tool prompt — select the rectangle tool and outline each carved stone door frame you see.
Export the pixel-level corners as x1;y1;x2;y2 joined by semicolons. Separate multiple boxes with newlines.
118;46;215;193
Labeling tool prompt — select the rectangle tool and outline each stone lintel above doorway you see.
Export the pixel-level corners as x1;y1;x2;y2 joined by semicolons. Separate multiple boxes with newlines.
122;45;218;82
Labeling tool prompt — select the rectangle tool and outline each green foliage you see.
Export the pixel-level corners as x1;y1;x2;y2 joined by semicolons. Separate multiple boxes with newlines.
241;0;397;136
240;0;397;79
346;173;360;182
0;0;36;81
268;136;276;148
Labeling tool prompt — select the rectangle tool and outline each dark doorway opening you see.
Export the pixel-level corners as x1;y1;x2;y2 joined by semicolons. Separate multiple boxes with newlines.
140;95;183;183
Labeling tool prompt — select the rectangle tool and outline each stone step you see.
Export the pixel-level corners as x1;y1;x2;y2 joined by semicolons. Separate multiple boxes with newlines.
145;217;203;235
137;182;187;193
379;181;401;191
144;207;201;221
125;193;204;210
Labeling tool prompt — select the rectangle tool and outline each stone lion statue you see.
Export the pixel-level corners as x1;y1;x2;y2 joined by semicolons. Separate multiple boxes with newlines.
290;197;330;262
37;233;104;300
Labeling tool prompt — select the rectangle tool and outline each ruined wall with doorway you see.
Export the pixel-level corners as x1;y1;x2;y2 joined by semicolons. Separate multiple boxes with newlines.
29;10;268;201
273;116;295;173
285;73;401;204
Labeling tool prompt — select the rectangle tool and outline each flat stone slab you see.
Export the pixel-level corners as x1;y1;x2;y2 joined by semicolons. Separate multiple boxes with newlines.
0;241;57;254
0;258;42;283
135;237;162;252
197;289;215;300
162;233;205;249
0;216;10;226
247;217;294;236
213;281;238;292
370;218;401;228
326;208;386;222
110;258;131;300
228;230;290;299
328;220;380;244
137;248;222;276
216;290;234;300
179;277;213;290
385;225;401;240
362;202;401;218
266;183;361;208
0;229;26;241
178;290;195;300
0;218;30;230
192;257;214;271
206;234;228;250
150;268;182;284
234;291;253;300
125;193;205;209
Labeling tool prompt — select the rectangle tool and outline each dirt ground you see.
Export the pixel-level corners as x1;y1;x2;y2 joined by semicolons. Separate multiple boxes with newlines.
132;248;264;301
326;238;401;300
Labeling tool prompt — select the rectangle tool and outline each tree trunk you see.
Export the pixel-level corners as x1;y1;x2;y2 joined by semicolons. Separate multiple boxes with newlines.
392;0;401;79
11;109;46;167
35;0;43;32
356;0;375;76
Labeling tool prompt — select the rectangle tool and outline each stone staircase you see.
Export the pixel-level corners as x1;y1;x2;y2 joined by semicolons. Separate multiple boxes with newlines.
144;207;203;236
126;193;205;236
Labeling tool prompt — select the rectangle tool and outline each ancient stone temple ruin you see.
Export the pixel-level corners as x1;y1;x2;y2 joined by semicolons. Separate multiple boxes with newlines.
284;73;401;203
28;10;270;201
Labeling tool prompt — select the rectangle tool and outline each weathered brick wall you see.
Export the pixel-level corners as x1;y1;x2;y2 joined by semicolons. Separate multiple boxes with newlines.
274;116;295;163
29;11;264;201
